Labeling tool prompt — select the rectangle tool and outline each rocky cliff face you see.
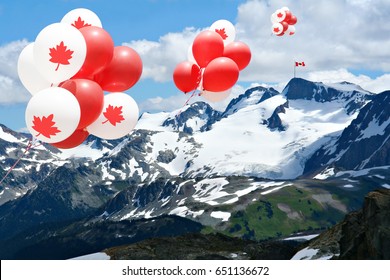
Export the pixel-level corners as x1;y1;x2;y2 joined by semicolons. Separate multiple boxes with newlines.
305;90;390;174
338;189;390;259
295;189;390;260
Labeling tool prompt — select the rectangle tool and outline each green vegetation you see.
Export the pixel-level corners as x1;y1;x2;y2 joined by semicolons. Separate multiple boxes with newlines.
226;186;346;240
200;225;216;234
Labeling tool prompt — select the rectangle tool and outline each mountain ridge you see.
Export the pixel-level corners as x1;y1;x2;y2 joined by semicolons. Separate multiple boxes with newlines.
1;78;389;260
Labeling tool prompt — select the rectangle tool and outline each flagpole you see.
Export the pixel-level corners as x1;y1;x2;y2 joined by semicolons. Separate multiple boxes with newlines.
294;62;296;78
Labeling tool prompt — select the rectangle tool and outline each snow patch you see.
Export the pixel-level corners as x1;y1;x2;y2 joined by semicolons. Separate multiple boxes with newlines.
70;252;110;260
0;126;21;143
284;234;319;241
192;178;230;205
291;247;320;260
210;211;231;221
314;168;335;180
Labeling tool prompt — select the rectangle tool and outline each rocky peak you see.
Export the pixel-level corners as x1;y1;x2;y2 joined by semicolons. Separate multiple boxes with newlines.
162;101;221;134
223;86;279;117
304;90;390;174
283;78;372;114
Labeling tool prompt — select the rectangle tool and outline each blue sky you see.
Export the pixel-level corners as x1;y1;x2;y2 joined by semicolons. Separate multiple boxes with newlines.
1;0;390;131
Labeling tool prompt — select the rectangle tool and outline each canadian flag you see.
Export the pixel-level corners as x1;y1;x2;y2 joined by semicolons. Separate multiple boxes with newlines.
295;61;305;67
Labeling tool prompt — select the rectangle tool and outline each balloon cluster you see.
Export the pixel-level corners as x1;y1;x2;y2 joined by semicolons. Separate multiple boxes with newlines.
173;19;251;103
271;7;297;36
18;8;142;149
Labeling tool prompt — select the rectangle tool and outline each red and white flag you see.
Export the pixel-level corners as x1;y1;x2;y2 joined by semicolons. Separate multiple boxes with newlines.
295;61;305;67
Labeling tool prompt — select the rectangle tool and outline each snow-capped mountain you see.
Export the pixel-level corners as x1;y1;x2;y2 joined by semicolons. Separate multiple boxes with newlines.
305;89;390;176
97;77;372;181
0;78;380;202
1;78;390;259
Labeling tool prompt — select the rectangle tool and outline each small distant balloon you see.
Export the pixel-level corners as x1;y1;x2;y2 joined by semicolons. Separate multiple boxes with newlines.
271;7;298;36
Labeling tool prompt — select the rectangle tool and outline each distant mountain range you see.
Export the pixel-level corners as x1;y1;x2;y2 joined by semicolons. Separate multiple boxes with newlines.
0;77;389;259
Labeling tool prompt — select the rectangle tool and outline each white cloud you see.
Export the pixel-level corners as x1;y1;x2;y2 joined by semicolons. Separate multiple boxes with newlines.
0;40;31;104
305;68;390;93
139;84;245;113
235;0;390;82
2;0;390;110
130;0;390;82
123;27;200;82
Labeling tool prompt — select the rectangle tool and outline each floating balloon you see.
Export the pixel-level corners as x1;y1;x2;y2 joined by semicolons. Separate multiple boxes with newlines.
202;57;239;92
201;88;231;103
61;8;102;29
192;30;224;68
286;25;296;36
223;41;251;71
272;22;286;36
72;26;114;79
18;43;53;95
288;15;297;25
209;19;236;45
173;61;201;93
25;87;81;143
87;92;139;140
60;79;104;129
271;7;297;36
19;7;143;152
94;46;142;92
33;23;87;83
173;19;250;104
52;129;89;149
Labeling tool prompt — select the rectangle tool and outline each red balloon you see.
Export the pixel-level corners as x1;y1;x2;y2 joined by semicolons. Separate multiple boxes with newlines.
223;41;251;71
60;79;104;129
73;26;114;79
282;10;292;24
94;46;142;92
287;15;297;25
192;30;224;68
173;61;201;93
281;22;289;32
52;129;89;149
202;57;239;92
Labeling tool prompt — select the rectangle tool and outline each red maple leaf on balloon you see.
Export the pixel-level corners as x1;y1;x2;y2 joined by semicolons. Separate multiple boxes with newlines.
215;28;228;40
49;41;74;71
32;114;61;138
71;16;91;29
277;12;283;18
274;27;280;33
102;105;125;126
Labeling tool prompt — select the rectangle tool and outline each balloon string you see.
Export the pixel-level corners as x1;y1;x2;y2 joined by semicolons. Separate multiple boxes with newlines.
0;138;36;186
175;69;203;117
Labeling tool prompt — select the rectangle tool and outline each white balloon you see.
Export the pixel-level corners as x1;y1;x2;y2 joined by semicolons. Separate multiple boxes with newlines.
274;9;287;22
25;87;81;143
201;88;231;103
18;43;53;95
281;6;290;11
87;93;139;140
270;12;279;24
34;23;86;83
210;19;236;45
187;44;197;65
287;25;296;35
61;8;102;28
272;22;285;36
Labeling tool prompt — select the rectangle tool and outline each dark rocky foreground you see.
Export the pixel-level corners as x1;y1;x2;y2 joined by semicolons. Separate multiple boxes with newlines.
104;232;301;260
307;189;390;259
